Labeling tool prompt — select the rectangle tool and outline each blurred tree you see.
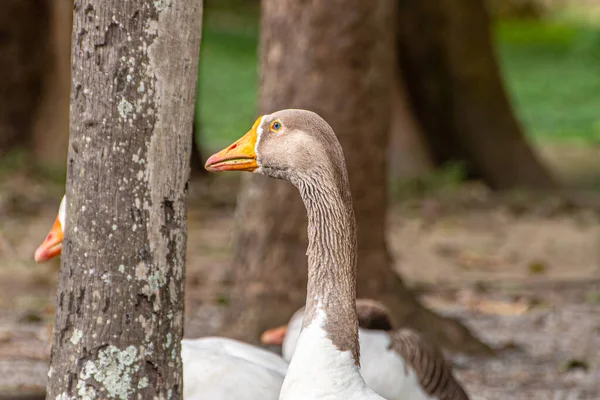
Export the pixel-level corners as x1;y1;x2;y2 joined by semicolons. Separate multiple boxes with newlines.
190;123;209;178
46;0;202;397
31;0;71;171
220;0;491;354
0;0;49;154
397;0;557;189
388;66;434;179
487;0;547;19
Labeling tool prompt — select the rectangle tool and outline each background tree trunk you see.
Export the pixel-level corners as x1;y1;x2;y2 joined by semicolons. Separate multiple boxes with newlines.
388;68;433;180
46;1;202;398
31;0;72;172
487;0;547;19
0;0;50;154
190;122;209;178
397;0;556;190
222;0;490;354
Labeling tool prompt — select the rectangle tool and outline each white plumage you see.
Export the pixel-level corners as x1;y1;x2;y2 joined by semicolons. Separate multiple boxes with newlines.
281;307;436;400
181;337;288;400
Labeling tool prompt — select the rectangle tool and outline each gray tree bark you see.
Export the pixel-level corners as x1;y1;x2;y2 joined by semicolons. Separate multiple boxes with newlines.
221;0;490;354
46;1;202;398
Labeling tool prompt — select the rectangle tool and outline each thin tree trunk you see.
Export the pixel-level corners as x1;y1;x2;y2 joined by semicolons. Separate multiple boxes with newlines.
31;0;72;172
0;0;49;154
388;68;433;180
397;0;556;189
222;0;491;354
190;122;209;178
46;1;202;398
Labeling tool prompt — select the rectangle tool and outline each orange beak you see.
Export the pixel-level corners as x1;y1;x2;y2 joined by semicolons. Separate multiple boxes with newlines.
204;117;261;172
260;325;288;346
34;214;64;263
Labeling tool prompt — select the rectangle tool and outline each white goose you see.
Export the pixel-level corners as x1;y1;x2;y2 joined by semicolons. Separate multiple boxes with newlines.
205;109;385;399
261;299;470;400
35;196;288;400
180;336;287;399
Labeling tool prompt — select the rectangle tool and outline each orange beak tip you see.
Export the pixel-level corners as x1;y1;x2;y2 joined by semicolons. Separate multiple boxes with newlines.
34;217;64;263
260;326;288;346
34;242;62;263
204;154;229;172
33;248;46;263
260;330;272;345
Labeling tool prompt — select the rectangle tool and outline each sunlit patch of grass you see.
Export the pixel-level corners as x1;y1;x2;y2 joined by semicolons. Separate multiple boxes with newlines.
195;1;259;151
195;5;600;150
389;162;468;199
0;149;28;178
496;19;600;144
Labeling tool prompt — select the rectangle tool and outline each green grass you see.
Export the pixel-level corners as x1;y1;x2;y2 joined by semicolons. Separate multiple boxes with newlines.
195;5;259;150
196;7;600;149
496;19;600;143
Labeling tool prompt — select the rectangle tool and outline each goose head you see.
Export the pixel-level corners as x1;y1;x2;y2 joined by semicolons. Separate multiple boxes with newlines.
34;195;66;263
205;109;346;185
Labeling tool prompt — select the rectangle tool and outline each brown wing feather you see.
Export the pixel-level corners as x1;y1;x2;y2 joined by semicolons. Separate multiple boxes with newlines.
389;329;470;400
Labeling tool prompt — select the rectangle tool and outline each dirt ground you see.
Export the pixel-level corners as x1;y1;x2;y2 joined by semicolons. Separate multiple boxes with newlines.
0;143;599;399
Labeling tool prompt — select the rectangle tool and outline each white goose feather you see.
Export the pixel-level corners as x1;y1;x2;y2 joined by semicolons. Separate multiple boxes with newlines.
281;307;436;400
182;337;287;400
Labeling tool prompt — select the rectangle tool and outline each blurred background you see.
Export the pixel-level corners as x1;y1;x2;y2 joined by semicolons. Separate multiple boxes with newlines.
1;0;600;398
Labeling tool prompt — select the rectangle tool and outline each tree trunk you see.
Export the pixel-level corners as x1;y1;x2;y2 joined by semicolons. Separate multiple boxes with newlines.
46;1;202;398
397;0;556;190
31;0;72;172
0;0;50;154
388;68;433;180
222;0;491;354
487;0;547;19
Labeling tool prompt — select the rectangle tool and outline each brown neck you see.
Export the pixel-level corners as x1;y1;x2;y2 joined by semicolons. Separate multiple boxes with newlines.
293;170;359;364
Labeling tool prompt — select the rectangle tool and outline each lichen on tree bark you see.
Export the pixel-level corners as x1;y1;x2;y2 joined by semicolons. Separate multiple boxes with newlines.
47;1;203;399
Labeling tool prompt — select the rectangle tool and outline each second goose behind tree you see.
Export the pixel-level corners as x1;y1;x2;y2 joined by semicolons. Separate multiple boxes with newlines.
262;299;470;400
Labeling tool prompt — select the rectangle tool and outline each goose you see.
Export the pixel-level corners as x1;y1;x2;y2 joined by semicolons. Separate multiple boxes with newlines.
204;109;386;399
34;197;288;400
261;299;470;400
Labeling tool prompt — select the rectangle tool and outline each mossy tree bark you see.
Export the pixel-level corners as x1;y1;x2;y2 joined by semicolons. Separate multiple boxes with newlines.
46;1;202;398
222;0;491;354
397;0;556;189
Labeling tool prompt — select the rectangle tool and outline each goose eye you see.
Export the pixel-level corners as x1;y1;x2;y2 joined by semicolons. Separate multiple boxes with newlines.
271;121;282;131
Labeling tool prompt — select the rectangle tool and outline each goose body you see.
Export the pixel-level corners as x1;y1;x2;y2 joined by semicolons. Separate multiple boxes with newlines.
206;110;387;399
277;303;381;400
34;198;288;400
267;300;469;400
182;337;287;399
